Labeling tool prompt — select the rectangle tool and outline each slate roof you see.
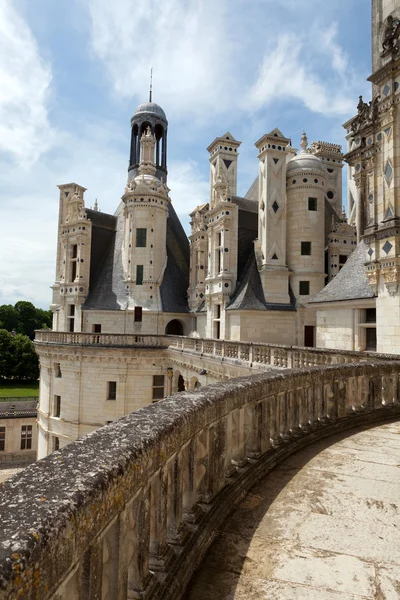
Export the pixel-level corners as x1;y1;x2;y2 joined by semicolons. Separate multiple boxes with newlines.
227;251;296;312
244;176;259;202
308;241;375;304
83;202;190;312
0;401;37;419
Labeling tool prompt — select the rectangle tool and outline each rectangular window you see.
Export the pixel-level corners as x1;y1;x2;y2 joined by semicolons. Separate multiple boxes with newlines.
152;375;165;400
54;395;61;418
136;228;147;247
301;241;312;256
107;381;117;400
365;308;376;323
92;324;102;333
308;197;317;211
53;436;60;451
339;255;347;270
0;427;5;451
136;265;144;285
21;425;32;450
68;304;75;333
134;306;143;322
70;244;78;281
299;281;310;296
54;363;62;378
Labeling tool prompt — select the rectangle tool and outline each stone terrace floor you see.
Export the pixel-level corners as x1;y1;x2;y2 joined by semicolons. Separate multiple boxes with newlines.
184;421;400;600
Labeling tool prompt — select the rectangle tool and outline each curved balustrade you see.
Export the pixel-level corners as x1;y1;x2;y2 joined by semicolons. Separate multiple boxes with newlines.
1;362;400;600
35;330;400;370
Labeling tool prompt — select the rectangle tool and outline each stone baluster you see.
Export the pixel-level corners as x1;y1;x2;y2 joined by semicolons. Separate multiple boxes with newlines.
335;378;346;418
80;539;103;600
383;373;397;406
149;469;173;572
166;453;188;546
231;408;247;467
125;488;155;600
101;519;120;600
181;439;202;523
244;402;262;458
368;374;383;410
313;382;323;422
224;413;237;476
268;395;280;444
346;376;358;413
278;391;288;437
358;375;369;409
324;382;335;419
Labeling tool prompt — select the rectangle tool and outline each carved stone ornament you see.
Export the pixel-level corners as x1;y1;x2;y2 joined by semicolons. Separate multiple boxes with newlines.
65;189;87;223
366;268;379;295
381;15;400;55
382;265;400;295
351;95;380;135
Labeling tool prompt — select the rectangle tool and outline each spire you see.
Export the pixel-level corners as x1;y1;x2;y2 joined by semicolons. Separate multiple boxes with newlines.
300;131;308;153
93;198;99;212
149;67;153;102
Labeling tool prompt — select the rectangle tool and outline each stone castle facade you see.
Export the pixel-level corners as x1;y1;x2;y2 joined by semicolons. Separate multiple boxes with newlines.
35;0;400;458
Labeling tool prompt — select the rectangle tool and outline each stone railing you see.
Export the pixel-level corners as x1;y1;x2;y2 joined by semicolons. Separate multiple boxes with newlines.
35;330;167;348
35;331;400;369
166;336;400;368
1;361;400;600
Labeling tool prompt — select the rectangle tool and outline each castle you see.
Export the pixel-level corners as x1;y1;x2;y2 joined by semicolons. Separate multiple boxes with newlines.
35;0;400;458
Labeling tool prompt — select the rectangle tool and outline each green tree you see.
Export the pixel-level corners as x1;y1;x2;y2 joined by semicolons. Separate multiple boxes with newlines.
14;301;39;340
11;334;39;381
0;330;14;379
0;305;18;332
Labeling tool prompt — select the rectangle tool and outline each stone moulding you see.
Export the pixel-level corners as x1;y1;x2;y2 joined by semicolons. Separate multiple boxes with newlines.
1;362;400;599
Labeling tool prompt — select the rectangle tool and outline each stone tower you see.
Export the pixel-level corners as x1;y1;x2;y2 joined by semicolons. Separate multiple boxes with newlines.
344;0;400;352
286;133;327;301
128;99;168;183
204;134;241;339
51;183;92;332
254;128;291;305
122;127;170;312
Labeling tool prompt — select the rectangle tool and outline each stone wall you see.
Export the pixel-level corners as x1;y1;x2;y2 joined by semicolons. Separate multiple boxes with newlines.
2;359;400;600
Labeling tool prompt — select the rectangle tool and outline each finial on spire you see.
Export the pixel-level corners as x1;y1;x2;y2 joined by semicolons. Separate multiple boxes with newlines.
300;131;308;153
149;67;153;102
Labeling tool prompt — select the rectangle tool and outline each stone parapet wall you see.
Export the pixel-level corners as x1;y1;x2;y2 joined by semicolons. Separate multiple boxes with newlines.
1;361;400;599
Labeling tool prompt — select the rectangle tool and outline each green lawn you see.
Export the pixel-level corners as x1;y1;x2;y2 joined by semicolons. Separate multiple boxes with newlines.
0;380;39;399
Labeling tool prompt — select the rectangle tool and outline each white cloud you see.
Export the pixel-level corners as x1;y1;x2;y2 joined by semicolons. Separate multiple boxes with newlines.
85;0;236;120
85;0;367;124
0;2;54;164
246;25;362;117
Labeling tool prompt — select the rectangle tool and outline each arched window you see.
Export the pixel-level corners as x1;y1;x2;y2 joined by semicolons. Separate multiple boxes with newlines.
165;320;184;336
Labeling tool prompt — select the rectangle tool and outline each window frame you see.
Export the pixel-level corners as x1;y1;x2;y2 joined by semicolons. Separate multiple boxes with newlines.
152;375;165;401
0;426;5;451
136;228;147;248
20;425;32;450
299;281;310;296
54;395;61;418
301;241;312;256
308;197;317;211
136;265;144;285
107;381;117;401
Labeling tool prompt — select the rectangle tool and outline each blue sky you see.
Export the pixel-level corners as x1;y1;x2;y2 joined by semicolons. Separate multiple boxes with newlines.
0;0;371;308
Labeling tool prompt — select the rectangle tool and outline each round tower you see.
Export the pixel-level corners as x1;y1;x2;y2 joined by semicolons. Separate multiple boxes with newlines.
286;133;327;301
128;100;168;182
123;126;170;312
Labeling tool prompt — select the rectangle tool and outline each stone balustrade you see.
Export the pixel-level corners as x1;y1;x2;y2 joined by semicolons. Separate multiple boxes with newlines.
35;330;398;370
1;361;400;600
